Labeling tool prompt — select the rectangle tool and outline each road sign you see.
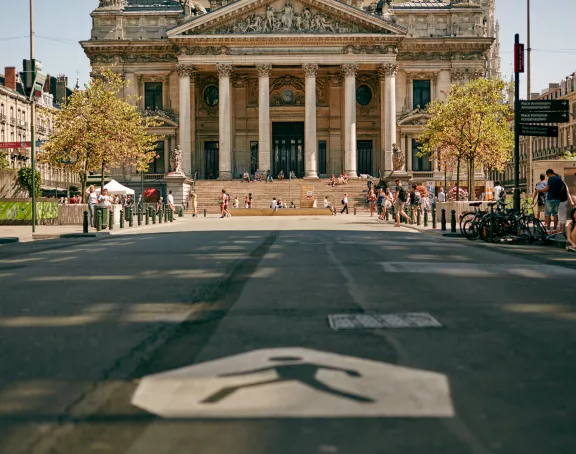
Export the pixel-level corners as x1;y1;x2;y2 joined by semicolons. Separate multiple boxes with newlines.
519;111;570;124
519;100;569;111
519;124;559;137
131;347;454;418
514;42;525;73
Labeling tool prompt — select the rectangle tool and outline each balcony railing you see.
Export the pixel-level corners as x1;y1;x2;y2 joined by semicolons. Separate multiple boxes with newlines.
0;113;6;123
9;117;16;126
37;126;47;134
412;171;434;179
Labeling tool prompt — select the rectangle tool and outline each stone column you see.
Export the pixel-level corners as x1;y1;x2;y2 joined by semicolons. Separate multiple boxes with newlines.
303;63;319;179
177;65;195;175
342;63;358;178
256;64;272;173
217;63;234;180
382;63;398;173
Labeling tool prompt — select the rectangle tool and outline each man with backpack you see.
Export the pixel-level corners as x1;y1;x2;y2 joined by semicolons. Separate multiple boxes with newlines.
532;173;547;220
393;178;410;227
536;169;565;232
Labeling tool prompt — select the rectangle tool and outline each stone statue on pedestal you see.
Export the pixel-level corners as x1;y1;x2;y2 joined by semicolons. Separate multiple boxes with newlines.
170;145;184;174
392;143;405;172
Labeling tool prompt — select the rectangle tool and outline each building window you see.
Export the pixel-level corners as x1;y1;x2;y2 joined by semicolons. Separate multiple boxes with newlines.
413;80;431;109
318;140;327;175
412;139;432;171
204;86;219;107
144;82;163;111
148;141;165;174
356;85;372;106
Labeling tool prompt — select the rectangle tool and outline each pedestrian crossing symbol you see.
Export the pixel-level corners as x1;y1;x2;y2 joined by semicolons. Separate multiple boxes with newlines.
131;348;454;418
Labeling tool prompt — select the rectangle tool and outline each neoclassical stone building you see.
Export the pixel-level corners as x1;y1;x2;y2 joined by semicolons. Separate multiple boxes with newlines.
83;0;500;183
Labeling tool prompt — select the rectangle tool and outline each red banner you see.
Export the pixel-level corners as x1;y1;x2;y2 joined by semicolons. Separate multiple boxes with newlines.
0;142;30;149
514;43;525;73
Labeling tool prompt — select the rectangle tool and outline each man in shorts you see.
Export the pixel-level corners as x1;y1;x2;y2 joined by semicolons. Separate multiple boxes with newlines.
536;169;563;231
393;179;410;227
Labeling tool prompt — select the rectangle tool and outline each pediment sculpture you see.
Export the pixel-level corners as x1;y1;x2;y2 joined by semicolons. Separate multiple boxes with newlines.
179;0;207;18
213;1;371;34
97;0;126;9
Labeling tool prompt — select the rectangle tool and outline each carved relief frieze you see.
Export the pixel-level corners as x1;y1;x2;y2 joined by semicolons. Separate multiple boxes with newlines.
188;1;390;35
342;45;397;55
398;51;485;61
450;67;484;83
92;53;177;64
177;46;230;56
247;78;259;106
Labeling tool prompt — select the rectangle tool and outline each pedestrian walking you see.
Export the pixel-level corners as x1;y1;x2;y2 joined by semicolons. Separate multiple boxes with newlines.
536;169;564;232
340;193;349;214
437;187;446;203
368;189;377;217
87;185;98;228
167;190;176;216
532;173;547;220
190;192;198;217
221;189;231;218
377;188;386;219
393;179;410;226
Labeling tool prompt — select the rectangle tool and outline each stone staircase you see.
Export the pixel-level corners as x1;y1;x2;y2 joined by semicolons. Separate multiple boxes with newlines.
189;179;372;214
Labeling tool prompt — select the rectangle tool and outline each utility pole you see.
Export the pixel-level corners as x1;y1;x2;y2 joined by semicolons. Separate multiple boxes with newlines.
513;34;524;213
29;0;37;232
526;0;532;197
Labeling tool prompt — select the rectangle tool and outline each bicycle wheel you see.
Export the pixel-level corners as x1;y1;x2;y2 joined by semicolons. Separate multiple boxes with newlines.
459;211;476;235
479;215;508;243
521;216;548;245
462;219;481;241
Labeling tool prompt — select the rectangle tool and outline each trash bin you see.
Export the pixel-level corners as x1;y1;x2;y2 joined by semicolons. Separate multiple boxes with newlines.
95;206;108;230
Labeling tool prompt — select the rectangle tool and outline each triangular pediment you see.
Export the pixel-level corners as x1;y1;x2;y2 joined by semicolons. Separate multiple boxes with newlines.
168;0;406;37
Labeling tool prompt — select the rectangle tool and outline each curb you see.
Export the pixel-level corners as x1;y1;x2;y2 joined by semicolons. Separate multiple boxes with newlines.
0;237;19;244
60;232;111;238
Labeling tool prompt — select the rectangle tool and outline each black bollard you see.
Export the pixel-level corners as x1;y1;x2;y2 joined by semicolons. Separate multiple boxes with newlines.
385;209;389;221
109;209;114;230
158;208;163;224
129;207;134;227
451;209;457;233
179;206;184;217
138;210;142;226
145;207;149;225
152;208;156;224
83;211;89;233
120;210;124;228
96;210;102;232
204;208;207;218
354;207;357;216
432;206;437;229
417;209;421;226
424;210;428;227
441;209;447;231
164;207;169;223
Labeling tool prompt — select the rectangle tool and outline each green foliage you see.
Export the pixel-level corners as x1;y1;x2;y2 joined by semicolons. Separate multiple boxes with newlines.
16;167;41;197
0;152;9;170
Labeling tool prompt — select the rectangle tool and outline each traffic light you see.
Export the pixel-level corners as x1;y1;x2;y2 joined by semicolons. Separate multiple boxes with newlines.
22;59;48;100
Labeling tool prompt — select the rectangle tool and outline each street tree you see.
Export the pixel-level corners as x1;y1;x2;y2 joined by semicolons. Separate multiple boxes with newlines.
419;78;514;200
39;70;161;201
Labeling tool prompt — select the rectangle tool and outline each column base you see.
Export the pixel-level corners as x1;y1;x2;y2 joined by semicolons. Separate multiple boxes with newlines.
346;171;358;179
218;172;233;181
304;172;319;179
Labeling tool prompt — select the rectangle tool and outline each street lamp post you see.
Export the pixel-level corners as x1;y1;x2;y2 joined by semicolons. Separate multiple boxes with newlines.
526;0;532;195
29;0;37;232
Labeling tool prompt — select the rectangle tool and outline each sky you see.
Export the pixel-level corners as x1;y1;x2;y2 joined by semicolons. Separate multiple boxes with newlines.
0;0;574;97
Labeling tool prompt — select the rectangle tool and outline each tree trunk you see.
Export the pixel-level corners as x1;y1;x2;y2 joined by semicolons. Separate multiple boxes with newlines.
469;157;475;201
456;157;461;201
100;161;105;193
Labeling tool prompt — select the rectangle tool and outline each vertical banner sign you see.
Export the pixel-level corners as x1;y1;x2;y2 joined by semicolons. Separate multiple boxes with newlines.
514;43;525;73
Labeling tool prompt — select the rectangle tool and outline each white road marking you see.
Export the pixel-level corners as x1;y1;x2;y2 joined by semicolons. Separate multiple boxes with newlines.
131;347;454;418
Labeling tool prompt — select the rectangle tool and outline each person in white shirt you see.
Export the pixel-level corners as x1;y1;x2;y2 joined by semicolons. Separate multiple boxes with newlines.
270;197;278;210
340;193;349;214
87;185;98;227
437;187;446;203
324;197;336;216
493;181;505;202
167;190;176;215
532;173;547;220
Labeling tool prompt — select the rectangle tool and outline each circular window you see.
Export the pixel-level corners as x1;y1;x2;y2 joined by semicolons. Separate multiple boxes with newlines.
356;85;372;106
281;88;295;103
204;86;219;107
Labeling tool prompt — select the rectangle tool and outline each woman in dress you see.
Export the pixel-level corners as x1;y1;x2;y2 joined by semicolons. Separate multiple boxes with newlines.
368;189;377;217
190;192;198;217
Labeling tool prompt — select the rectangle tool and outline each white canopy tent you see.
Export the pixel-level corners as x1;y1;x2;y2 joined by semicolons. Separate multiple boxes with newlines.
95;179;135;195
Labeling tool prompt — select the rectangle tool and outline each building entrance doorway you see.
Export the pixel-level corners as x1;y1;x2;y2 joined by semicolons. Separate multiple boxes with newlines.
272;122;304;178
357;140;373;176
204;142;219;179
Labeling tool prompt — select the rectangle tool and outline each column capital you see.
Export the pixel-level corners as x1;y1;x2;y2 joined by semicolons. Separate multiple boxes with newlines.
256;64;273;78
302;63;318;78
379;63;398;78
177;64;196;78
341;63;358;78
216;63;234;78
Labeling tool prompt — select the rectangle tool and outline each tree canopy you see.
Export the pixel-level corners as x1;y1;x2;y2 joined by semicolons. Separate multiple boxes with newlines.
418;77;514;200
39;70;162;201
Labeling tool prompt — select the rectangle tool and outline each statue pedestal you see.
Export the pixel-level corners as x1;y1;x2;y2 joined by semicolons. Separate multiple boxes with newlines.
386;170;413;186
164;172;194;208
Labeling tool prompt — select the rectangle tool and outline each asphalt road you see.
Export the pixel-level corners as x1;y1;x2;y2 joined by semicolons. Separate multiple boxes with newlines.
1;217;576;454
